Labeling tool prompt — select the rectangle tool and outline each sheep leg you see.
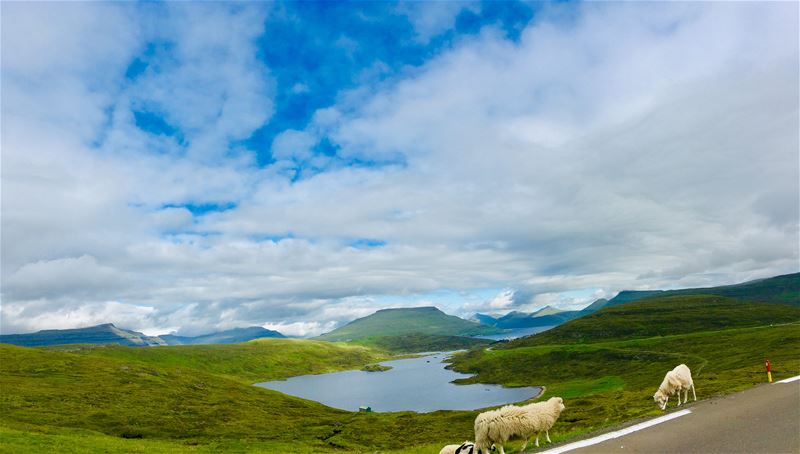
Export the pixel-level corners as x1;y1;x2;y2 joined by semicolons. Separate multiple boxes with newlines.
692;383;697;401
546;430;552;443
535;434;540;447
520;438;528;452
497;444;505;454
664;395;668;409
677;390;682;406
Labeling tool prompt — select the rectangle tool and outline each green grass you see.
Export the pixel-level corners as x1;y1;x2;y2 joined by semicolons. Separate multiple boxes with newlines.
448;316;800;452
45;337;388;383
0;339;482;453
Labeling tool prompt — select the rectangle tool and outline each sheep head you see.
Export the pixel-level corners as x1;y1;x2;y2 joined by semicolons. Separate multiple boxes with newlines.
653;391;667;410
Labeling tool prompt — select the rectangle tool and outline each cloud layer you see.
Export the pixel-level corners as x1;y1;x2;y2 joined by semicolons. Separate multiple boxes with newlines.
2;2;797;336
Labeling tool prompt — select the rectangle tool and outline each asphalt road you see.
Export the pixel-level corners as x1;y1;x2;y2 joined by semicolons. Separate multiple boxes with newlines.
543;378;800;454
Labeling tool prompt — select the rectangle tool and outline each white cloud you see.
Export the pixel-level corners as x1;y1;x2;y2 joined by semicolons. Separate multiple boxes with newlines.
262;321;337;338
1;2;797;335
397;1;477;43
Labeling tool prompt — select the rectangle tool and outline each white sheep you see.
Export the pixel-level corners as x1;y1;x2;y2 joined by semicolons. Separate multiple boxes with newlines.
653;363;696;410
474;396;566;454
439;441;475;454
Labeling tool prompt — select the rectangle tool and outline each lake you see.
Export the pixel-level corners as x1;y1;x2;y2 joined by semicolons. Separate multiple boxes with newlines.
255;352;541;413
474;325;557;341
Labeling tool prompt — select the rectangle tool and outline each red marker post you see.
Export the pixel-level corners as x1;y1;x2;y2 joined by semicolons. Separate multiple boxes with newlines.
765;359;772;383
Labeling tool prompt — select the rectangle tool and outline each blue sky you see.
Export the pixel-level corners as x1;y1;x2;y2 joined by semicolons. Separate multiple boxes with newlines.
2;1;798;336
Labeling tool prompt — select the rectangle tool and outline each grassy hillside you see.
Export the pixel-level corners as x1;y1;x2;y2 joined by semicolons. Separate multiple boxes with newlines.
449;323;799;447
316;307;500;342
448;296;800;452
0;339;480;453
504;295;800;347
606;272;800;307
45;338;387;383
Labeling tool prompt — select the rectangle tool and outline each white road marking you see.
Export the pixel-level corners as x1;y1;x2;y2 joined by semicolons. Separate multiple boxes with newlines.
539;409;692;454
776;375;800;384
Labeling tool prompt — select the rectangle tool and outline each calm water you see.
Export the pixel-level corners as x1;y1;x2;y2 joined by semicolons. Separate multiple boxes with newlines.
255;352;541;413
475;326;557;341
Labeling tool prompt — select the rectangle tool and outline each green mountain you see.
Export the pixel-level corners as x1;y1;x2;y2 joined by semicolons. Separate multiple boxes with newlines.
160;326;285;345
504;294;800;348
316;306;501;341
0;323;166;347
606;272;800;307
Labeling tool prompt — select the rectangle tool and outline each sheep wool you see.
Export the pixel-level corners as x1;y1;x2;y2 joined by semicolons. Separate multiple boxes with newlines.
653;363;697;410
439;441;475;454
474;396;566;454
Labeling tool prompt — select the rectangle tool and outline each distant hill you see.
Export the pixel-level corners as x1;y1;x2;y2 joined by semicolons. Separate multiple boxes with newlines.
580;298;610;313
606;273;800;307
532;305;564;316
473;313;498;326
503;294;800;348
0;324;166;347
316;307;501;342
160;326;285;345
488;310;584;329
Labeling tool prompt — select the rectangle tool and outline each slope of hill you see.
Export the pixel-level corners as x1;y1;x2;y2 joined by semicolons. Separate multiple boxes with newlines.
532;305;565;317
0;324;166;347
160;326;285;345
503;294;800;348
581;298;610;312
606;273;800;307
0;339;476;452
316;306;501;341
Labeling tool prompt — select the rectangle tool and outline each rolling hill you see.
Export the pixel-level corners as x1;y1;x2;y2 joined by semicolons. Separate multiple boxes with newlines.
503;294;800;348
0;323;166;347
160;326;285;345
605;272;800;307
315;306;501;342
0;339;478;452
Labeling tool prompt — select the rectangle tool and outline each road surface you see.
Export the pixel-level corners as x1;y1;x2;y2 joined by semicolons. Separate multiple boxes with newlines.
540;377;800;454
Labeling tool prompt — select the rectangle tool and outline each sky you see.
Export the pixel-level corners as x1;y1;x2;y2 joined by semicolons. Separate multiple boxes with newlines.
1;1;798;337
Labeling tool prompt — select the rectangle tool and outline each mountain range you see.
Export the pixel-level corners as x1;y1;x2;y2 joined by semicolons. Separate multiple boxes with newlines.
473;273;798;330
160;326;284;345
3;273;796;348
0;324;284;348
0;323;167;347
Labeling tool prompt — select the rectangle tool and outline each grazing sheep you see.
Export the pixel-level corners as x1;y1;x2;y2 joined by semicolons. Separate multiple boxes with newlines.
653;363;696;410
439;441;476;454
474;397;566;454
